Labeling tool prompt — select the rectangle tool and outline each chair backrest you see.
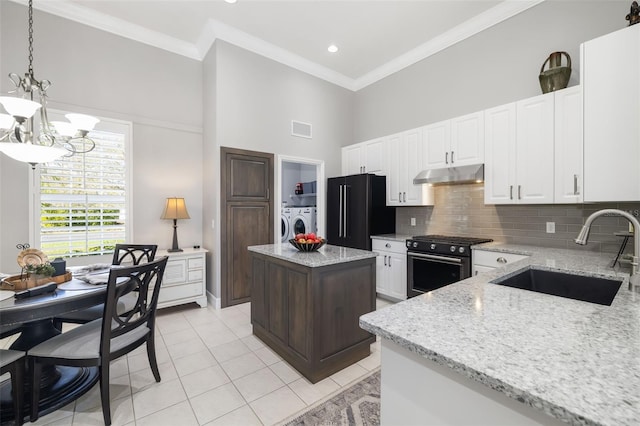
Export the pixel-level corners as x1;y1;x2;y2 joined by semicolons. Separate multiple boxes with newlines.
100;256;168;358
111;244;157;266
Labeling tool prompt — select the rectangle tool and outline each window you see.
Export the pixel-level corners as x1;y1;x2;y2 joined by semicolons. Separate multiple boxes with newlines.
33;114;132;259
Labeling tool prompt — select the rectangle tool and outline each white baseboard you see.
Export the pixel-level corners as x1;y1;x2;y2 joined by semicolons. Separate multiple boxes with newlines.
207;290;221;310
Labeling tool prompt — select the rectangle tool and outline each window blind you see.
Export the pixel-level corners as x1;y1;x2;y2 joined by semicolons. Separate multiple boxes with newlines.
38;126;128;258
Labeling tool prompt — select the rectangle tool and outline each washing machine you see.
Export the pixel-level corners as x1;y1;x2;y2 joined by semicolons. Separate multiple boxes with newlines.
281;207;292;242
290;207;316;238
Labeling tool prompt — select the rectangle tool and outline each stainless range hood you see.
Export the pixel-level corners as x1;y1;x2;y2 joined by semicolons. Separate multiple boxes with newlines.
413;164;484;185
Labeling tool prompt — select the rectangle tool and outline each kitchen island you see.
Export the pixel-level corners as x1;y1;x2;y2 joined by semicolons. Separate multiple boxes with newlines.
360;244;639;426
248;243;377;383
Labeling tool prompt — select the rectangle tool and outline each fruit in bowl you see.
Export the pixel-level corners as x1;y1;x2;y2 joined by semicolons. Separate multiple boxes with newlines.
289;233;326;252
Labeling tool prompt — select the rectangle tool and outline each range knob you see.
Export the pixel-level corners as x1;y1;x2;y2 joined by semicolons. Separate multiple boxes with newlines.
413;242;418;248
450;245;456;252
458;247;465;254
430;244;436;250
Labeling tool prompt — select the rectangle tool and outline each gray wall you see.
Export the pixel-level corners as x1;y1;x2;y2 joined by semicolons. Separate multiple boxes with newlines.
0;2;203;271
202;41;354;300
353;1;628;142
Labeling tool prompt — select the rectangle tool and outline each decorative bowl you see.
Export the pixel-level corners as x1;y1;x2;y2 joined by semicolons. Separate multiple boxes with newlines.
289;239;326;252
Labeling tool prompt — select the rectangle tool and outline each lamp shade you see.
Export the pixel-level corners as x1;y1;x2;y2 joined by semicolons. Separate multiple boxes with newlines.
161;197;190;220
65;113;99;132
0;97;41;119
0;142;66;164
0;113;15;129
51;121;77;137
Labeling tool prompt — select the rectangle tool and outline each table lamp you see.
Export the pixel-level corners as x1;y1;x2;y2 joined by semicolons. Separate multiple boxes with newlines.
161;197;190;252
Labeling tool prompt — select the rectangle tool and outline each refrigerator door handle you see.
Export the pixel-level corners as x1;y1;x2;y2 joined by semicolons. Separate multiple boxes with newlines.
344;185;349;238
338;184;343;238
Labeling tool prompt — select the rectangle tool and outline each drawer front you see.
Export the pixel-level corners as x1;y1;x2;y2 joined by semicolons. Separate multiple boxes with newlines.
163;259;187;285
473;250;528;268
157;282;204;304
188;269;203;282
372;238;407;254
188;256;204;270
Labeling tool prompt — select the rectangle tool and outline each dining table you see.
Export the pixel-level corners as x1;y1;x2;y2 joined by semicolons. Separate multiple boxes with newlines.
0;278;110;424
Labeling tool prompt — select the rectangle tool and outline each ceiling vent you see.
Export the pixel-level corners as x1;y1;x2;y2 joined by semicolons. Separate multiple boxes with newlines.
291;120;312;139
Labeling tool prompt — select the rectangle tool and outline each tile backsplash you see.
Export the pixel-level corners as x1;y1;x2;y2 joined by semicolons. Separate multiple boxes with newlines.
396;183;640;255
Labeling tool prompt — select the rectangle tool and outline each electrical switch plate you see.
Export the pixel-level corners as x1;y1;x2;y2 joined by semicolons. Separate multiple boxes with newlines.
546;222;555;233
410;217;416;226
211;219;215;229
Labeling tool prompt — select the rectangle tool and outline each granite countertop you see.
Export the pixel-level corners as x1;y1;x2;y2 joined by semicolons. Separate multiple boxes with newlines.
360;244;640;426
248;243;376;268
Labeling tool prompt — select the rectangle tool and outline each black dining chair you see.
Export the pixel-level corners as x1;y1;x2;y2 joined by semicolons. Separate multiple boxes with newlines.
28;256;168;425
52;244;158;330
0;349;25;426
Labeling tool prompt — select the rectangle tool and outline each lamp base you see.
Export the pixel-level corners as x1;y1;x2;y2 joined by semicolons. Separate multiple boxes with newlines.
167;248;183;253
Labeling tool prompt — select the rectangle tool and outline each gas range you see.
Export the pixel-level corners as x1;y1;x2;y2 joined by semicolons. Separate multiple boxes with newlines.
405;234;493;257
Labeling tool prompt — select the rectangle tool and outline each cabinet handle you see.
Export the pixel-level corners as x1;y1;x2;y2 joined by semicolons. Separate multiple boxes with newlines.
510;185;513;200
403;192;406;202
399;192;402;202
574;174;579;195
445;152;449;164
384;255;387;266
497;257;508;264
363;166;366;173
518;185;522;200
451;151;454;164
474;270;479;276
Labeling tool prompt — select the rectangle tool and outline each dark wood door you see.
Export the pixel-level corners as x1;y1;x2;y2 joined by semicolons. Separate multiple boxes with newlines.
344;174;370;250
221;147;273;307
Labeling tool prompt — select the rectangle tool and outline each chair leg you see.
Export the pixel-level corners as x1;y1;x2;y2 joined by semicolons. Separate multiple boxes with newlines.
29;358;41;422
146;336;161;382
99;364;111;426
10;359;24;426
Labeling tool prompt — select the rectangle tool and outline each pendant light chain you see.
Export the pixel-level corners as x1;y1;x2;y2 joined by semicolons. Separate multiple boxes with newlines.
28;0;34;76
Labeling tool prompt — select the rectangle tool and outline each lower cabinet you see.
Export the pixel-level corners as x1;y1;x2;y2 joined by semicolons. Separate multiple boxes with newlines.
372;238;407;300
250;252;376;383
155;248;207;309
472;249;529;276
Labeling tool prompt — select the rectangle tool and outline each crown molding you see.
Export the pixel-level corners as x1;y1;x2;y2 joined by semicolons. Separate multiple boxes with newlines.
11;0;545;92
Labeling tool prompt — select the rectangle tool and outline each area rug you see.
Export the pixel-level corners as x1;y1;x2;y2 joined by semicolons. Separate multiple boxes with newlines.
283;369;380;426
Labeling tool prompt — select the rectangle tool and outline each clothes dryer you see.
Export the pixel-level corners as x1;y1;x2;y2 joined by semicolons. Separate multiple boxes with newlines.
281;207;292;242
290;207;315;237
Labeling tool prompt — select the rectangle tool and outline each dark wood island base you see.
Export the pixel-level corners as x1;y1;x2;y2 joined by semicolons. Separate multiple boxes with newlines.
249;246;376;383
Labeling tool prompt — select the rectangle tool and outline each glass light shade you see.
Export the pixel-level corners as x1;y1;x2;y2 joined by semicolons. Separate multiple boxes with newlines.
0;142;67;164
0;113;15;130
161;197;190;220
65;113;99;132
0;97;41;119
51;121;77;137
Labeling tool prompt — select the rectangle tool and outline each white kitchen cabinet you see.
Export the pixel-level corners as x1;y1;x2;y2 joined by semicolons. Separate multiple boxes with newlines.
422;112;484;170
372;238;407;300
386;129;434;206
582;24;640;202
554;85;583;204
341;138;385;175
154;248;207;309
484;93;554;204
472;249;529;276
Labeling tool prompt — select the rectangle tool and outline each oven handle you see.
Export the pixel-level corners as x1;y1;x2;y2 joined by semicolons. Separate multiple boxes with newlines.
408;252;463;264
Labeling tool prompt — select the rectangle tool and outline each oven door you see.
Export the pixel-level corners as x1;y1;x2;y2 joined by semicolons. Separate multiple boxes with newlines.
407;252;470;298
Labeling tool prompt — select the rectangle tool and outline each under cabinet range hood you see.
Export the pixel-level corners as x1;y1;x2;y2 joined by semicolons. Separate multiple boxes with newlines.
413;164;484;185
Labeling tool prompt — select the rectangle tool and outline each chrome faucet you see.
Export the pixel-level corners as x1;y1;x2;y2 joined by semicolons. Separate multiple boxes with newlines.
575;208;640;292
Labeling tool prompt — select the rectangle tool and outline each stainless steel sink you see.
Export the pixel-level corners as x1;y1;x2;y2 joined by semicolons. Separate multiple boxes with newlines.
490;267;623;306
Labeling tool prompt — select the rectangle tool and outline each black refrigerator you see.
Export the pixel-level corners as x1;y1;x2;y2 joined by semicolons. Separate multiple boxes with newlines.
327;174;396;250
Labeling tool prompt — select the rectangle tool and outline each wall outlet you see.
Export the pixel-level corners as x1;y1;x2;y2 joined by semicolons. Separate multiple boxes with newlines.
410;217;416;226
546;222;555;233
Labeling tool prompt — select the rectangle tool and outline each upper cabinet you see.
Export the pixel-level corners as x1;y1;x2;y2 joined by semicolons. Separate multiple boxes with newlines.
342;138;385;175
387;129;434;206
582;24;640;202
554;86;583;204
484;93;555;204
422;112;484;169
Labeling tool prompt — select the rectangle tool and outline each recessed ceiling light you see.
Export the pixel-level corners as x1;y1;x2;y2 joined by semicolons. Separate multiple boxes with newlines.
327;44;338;53
225;0;237;3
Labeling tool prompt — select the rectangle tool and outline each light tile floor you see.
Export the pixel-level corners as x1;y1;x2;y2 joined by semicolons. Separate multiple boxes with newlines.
1;298;393;426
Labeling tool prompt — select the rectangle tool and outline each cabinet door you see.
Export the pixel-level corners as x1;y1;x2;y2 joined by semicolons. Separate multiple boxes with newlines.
386;133;403;206
342;144;363;175
516;93;555;204
388;253;407;300
363;139;385;175
404;128;424;205
554;86;583;204
484;103;517;204
451;111;484;166
583;24;640;202
422;120;450;169
375;254;389;295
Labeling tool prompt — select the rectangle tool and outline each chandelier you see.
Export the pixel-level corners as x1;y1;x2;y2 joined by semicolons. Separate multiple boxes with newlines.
0;0;99;169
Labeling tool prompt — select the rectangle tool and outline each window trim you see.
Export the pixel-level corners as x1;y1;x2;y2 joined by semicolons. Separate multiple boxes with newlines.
29;110;133;262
